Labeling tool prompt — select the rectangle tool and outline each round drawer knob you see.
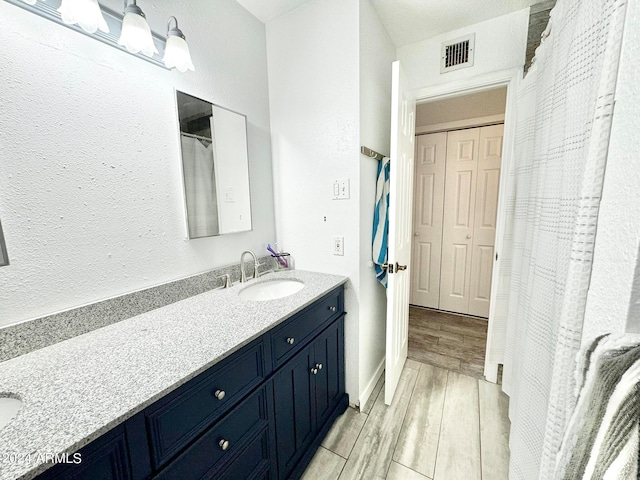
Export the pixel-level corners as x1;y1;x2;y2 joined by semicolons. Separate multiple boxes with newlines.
328;306;337;312
315;363;323;370
310;368;318;375
214;390;226;400
219;439;230;451
286;337;295;345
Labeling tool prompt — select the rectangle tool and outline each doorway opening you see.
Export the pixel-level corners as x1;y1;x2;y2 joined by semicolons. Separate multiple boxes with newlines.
408;87;507;379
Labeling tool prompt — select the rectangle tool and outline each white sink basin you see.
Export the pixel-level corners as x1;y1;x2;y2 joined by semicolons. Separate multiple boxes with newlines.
239;279;305;301
0;396;22;430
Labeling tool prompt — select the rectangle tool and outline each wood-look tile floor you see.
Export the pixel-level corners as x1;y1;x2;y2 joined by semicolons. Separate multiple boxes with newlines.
408;306;488;379
301;361;510;480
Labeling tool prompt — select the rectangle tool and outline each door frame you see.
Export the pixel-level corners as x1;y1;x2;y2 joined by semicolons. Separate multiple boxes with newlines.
413;67;522;383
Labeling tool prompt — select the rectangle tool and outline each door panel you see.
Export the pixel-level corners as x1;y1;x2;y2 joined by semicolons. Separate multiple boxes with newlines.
385;61;416;405
272;346;314;478
411;132;446;308
439;128;480;314
313;321;342;428
468;124;503;317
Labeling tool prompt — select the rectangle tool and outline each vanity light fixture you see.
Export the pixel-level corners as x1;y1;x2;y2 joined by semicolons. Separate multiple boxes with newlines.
163;17;194;72
4;0;194;71
57;0;109;34
117;0;157;57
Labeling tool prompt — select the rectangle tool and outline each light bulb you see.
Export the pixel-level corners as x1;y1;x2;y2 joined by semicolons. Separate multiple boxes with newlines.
57;0;109;34
118;2;158;57
163;17;194;72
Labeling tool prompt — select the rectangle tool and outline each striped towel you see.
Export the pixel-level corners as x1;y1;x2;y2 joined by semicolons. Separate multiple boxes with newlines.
372;157;390;287
555;334;640;480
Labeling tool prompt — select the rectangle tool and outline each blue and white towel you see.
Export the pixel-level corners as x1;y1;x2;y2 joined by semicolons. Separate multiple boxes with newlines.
372;157;390;287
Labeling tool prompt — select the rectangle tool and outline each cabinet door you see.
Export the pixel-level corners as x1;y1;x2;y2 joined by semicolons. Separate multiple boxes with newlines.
37;425;133;480
272;345;315;479
313;317;344;428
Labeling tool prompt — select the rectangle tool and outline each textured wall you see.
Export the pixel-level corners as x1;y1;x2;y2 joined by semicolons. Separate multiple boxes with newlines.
397;9;529;91
0;0;275;327
358;0;395;406
266;0;361;403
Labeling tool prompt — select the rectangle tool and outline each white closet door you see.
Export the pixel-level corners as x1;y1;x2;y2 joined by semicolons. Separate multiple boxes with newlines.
468;125;503;317
439;128;480;314
410;132;447;308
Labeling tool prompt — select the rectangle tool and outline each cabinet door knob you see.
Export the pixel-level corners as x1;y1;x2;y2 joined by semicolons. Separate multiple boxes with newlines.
328;306;337;312
286;337;295;345
310;368;318;375
315;363;323;370
466;234;472;239
214;390;226;400
219;439;230;451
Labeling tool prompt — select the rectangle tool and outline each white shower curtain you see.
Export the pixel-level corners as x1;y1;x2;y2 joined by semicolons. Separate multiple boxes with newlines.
492;0;629;479
181;136;219;238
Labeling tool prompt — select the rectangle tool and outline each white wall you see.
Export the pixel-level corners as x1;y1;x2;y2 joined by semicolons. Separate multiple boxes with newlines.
416;87;507;127
0;0;275;327
583;0;640;339
266;0;361;402
397;9;529;91
358;0;395;405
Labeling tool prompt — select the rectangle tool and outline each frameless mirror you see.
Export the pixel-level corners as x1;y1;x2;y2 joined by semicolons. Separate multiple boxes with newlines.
176;91;252;238
0;220;9;267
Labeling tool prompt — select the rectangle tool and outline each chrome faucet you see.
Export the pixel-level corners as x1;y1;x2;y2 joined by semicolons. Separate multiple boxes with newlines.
240;250;260;283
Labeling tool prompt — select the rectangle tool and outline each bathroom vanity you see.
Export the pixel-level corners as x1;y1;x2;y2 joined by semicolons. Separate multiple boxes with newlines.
0;271;347;480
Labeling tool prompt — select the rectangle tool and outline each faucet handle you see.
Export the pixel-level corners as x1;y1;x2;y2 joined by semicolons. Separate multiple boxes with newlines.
217;274;232;288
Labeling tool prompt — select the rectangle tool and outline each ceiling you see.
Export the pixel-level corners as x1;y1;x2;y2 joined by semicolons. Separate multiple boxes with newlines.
235;0;542;47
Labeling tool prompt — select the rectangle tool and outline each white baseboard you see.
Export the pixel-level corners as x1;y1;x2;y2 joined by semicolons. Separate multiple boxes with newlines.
484;362;499;383
358;356;385;408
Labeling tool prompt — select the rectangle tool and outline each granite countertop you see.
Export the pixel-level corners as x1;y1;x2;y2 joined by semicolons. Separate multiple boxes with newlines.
0;270;347;480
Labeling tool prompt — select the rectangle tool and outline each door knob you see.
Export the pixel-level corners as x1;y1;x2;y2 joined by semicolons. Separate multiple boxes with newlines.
315;363;323;370
395;263;407;271
286;337;295;345
219;439;230;451
311;368;318;375
214;390;226;400
414;232;420;236
466;235;472;239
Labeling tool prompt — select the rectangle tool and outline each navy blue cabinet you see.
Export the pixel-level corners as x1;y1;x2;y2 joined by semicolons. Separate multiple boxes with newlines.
272;317;346;480
37;417;150;480
272;345;316;477
35;285;346;480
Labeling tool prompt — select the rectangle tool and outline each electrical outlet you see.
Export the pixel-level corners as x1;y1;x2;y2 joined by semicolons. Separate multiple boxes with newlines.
333;236;344;256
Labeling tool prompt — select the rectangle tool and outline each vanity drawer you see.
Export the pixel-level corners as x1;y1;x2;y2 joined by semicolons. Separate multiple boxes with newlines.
270;286;343;368
155;386;269;480
146;338;266;470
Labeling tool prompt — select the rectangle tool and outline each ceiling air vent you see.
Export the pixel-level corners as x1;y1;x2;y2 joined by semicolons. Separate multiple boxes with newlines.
441;33;475;73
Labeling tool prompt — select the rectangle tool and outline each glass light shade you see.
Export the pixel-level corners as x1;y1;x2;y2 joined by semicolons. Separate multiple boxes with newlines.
118;11;158;57
57;0;109;34
163;35;194;72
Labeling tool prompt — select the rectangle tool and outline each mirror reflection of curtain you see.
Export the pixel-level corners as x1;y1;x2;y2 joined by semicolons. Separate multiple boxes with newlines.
181;136;219;237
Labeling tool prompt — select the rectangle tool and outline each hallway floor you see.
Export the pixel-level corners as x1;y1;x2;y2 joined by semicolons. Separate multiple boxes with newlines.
408;305;488;379
301;360;510;480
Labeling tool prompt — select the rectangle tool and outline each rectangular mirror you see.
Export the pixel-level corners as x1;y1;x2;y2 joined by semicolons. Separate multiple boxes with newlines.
176;91;252;238
0;220;9;267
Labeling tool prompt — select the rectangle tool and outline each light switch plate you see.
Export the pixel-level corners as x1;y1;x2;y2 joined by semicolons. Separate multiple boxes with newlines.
332;179;350;200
